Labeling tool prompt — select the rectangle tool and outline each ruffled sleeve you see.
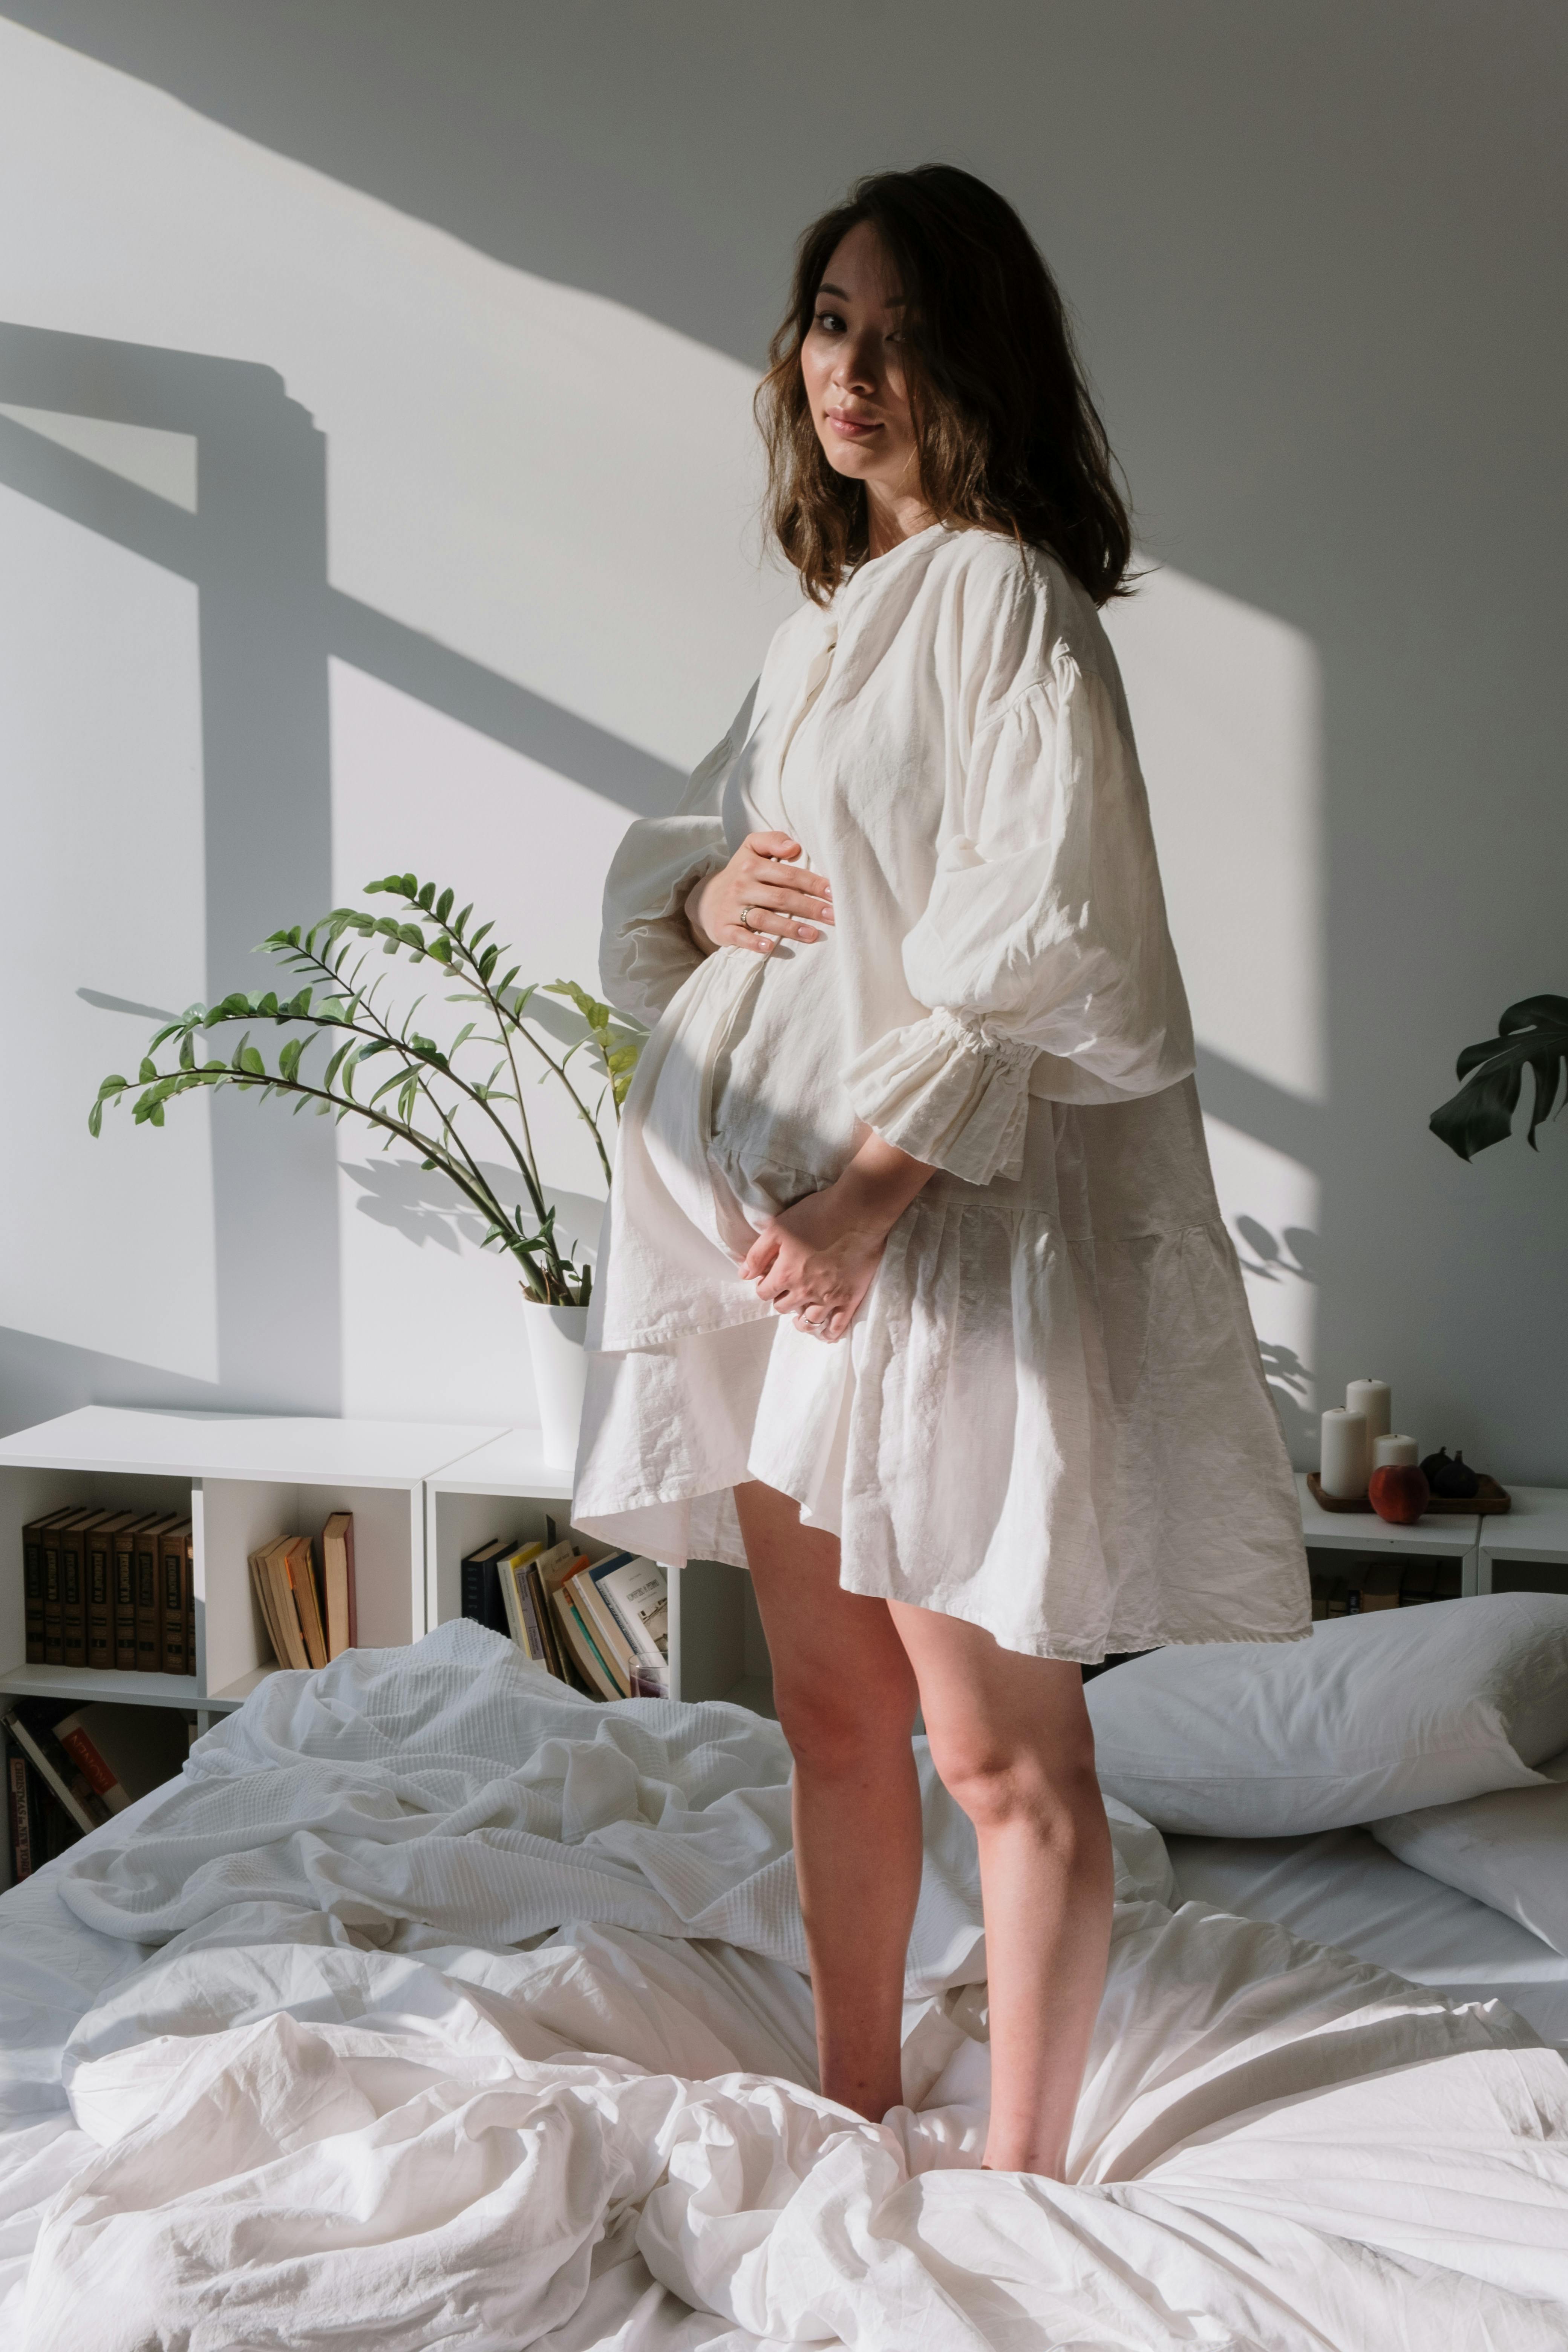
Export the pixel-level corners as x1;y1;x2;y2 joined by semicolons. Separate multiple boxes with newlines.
844;637;1194;1186
597;688;754;1027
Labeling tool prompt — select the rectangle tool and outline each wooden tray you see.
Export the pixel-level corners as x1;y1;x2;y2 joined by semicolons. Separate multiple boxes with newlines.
1307;1471;1511;1516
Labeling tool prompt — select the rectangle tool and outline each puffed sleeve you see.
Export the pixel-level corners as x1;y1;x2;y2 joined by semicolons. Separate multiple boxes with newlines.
597;687;755;1027
843;638;1194;1186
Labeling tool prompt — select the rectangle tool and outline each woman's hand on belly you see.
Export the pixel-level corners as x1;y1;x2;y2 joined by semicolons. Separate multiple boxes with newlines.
740;1131;934;1342
688;831;834;956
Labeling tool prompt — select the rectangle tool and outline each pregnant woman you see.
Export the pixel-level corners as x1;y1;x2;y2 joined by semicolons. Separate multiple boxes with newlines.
574;164;1309;2177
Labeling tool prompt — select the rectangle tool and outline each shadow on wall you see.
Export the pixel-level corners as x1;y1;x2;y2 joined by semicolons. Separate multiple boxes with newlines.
0;319;683;1431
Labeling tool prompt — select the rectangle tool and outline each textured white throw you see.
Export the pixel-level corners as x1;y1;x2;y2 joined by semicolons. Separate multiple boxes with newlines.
1;1620;1565;2350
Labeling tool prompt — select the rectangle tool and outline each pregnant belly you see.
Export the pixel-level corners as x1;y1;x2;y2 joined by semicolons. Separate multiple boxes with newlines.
708;937;862;1216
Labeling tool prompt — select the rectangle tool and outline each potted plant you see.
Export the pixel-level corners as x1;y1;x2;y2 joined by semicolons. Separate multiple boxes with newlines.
1430;994;1568;1159
91;872;644;1460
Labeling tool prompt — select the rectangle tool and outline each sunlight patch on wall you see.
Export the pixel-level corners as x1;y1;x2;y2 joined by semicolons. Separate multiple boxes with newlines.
1106;567;1324;1105
0;19;798;773
1204;1114;1319;1454
0;403;198;509
0;482;218;1377
328;659;625;1422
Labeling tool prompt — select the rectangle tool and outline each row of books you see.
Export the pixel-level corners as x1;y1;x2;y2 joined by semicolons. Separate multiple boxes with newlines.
4;1697;190;1879
22;1507;194;1677
460;1532;669;1700
248;1514;357;1671
1310;1557;1465;1616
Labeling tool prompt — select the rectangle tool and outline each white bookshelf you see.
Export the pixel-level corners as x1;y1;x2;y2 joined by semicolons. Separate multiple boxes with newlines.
1476;1487;1568;1599
1296;1471;1483;1595
424;1430;774;1711
0;1407;505;1721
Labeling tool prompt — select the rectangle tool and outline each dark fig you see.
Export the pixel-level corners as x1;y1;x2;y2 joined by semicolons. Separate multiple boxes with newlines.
1426;1448;1481;1499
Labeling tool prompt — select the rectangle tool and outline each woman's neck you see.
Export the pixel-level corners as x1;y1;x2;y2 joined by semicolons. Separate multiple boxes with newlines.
863;479;936;561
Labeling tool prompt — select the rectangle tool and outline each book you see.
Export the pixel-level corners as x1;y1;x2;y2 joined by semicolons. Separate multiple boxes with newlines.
60;1511;108;1671
590;1554;670;1681
321;1511;357;1658
546;1556;620;1699
6;1738;35;1880
460;1537;508;1631
132;1516;176;1673
248;1539;303;1670
53;1702;189;1814
283;1535;328;1670
528;1540;593;1692
159;1519;193;1675
42;1508;94;1666
565;1565;635;1696
84;1512;136;1671
112;1515;150;1671
524;1558;567;1682
21;1508;74;1666
495;1541;545;1660
2;1704;109;1835
185;1525;196;1678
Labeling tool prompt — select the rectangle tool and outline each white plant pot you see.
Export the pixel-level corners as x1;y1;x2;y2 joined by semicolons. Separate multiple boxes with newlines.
522;1300;589;1467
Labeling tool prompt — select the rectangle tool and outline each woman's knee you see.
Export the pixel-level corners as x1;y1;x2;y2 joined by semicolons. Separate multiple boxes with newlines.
930;1726;1099;1836
775;1674;916;1780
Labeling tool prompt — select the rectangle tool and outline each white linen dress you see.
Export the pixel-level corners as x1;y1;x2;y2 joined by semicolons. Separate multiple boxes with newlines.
572;523;1310;1661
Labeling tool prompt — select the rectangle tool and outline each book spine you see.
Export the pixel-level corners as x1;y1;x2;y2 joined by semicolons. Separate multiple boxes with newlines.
133;1534;161;1672
55;1723;130;1811
592;1563;668;1672
524;1563;565;1681
516;1575;551;1672
161;1533;188;1675
569;1573;633;1695
185;1530;196;1678
460;1552;488;1623
6;1747;32;1881
480;1556;510;1638
497;1559;531;1656
42;1531;65;1666
3;1712;103;1834
550;1588;618;1700
113;1536;138;1672
86;1528;113;1671
22;1526;46;1666
60;1524;89;1671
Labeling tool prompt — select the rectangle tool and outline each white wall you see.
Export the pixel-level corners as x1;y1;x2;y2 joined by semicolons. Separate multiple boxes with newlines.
2;3;1565;1478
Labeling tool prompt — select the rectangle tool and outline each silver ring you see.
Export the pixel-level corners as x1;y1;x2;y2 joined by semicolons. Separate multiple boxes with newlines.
739;904;756;931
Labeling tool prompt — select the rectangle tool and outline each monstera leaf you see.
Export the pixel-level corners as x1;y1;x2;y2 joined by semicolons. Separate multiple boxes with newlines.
1430;994;1568;1160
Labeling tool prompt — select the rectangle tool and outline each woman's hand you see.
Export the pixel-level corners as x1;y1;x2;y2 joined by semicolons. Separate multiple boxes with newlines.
741;1133;934;1342
688;831;833;957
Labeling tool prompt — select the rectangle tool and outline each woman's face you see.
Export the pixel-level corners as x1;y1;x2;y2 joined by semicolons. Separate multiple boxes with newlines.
801;220;922;504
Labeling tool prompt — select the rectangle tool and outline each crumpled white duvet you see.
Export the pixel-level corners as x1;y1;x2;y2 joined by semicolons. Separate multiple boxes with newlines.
3;1620;1567;2349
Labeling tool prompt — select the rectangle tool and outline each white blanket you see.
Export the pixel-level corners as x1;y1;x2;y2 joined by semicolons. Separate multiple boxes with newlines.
5;1621;1568;2349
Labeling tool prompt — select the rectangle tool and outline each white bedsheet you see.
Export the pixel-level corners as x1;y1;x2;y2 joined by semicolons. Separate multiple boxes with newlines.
0;1620;1565;2350
1168;1822;1568;2047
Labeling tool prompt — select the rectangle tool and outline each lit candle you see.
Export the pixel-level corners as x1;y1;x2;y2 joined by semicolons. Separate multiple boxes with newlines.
1321;1408;1369;1500
1373;1433;1419;1468
1346;1380;1392;1449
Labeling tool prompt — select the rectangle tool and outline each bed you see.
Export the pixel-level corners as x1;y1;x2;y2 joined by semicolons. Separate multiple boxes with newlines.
0;1616;1565;2350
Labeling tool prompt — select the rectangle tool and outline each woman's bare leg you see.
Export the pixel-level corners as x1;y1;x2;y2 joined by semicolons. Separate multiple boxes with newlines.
733;1479;922;2122
889;1602;1113;2178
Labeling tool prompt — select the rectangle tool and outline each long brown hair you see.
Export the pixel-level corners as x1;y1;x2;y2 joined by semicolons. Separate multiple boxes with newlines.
756;165;1132;607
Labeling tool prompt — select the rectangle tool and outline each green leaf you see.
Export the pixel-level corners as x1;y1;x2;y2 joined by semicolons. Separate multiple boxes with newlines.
278;1037;304;1083
435;887;453;925
138;1057;158;1084
417;882;435;911
398;924;426;953
478;943;499;981
453;903;472;939
469;920;494;954
1431;995;1568;1159
237;1040;266;1078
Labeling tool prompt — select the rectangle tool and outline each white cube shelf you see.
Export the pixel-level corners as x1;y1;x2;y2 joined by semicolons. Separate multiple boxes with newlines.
0;1407;504;1718
425;1430;774;1712
1297;1471;1482;1593
1476;1487;1568;1599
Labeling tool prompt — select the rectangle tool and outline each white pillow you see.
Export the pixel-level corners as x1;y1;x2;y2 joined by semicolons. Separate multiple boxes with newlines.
1085;1594;1568;1837
1369;1747;1568;1956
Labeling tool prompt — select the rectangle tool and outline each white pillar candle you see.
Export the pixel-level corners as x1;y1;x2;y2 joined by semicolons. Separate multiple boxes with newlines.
1346;1379;1392;1449
1321;1408;1370;1500
1373;1433;1418;1468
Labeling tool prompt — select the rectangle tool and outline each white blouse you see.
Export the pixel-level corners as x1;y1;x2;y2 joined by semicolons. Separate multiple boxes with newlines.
576;523;1309;1661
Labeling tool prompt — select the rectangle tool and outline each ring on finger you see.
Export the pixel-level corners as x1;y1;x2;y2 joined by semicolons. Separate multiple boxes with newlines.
739;904;756;931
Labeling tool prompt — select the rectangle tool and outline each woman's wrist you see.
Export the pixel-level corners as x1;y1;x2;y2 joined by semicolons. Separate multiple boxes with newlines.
829;1130;934;1236
684;869;721;956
